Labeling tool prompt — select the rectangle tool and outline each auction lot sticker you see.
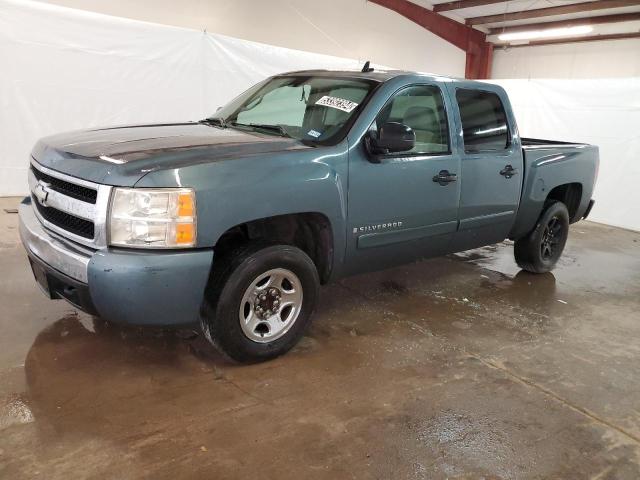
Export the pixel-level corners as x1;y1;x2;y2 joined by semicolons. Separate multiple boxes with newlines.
315;96;359;113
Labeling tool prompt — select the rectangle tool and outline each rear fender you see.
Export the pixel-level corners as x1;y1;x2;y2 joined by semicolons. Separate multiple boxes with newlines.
510;145;598;239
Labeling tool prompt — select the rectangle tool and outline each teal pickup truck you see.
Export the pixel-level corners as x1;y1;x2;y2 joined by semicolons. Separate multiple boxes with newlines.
19;68;598;362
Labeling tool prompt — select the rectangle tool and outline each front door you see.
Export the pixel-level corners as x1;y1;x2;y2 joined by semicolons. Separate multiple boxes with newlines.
448;85;523;251
345;84;461;274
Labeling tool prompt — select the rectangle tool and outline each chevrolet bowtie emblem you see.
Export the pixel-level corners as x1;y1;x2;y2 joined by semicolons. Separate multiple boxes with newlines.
33;180;51;207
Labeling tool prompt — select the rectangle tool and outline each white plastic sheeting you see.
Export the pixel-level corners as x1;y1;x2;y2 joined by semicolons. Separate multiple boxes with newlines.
2;2;638;232
489;79;640;232
0;0;375;196
492;39;640;80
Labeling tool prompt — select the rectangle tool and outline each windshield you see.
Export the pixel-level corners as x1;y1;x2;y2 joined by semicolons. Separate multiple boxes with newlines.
208;76;378;145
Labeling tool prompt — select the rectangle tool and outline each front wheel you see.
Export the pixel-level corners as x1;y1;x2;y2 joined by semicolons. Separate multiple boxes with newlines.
514;201;570;274
201;243;319;363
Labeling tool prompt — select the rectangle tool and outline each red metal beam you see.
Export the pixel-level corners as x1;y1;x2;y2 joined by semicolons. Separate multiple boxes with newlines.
489;12;640;35
369;0;492;79
467;0;640;26
465;40;493;80
434;0;508;13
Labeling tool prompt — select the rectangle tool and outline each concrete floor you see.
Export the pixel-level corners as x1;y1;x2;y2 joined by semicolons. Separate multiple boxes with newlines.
1;196;639;479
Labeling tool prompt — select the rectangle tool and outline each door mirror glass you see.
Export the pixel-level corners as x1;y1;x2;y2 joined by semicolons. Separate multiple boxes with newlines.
369;122;415;154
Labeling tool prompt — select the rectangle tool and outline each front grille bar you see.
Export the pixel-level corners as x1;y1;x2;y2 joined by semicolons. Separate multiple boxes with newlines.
33;199;95;239
28;168;96;221
30;166;97;204
29;159;111;249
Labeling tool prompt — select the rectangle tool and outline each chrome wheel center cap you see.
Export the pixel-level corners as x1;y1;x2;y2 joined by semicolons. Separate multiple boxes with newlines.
254;287;282;319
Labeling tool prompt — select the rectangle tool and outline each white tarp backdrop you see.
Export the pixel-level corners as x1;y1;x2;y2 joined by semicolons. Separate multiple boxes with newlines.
0;0;377;196
489;79;640;232
1;1;639;231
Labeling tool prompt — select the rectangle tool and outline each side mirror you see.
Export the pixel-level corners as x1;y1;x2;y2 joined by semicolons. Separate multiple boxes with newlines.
367;122;415;157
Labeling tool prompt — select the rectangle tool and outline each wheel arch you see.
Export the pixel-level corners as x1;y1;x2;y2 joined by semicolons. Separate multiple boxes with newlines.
546;182;583;222
511;181;584;240
213;212;335;284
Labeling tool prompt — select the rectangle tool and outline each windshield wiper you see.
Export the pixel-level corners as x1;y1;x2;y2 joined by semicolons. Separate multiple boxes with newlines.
229;122;289;137
199;117;226;128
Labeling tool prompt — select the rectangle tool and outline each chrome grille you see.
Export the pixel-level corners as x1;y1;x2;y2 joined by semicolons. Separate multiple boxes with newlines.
30;165;97;204
28;160;111;248
33;199;95;239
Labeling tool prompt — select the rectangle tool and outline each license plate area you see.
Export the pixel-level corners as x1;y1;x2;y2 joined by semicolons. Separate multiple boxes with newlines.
29;258;54;298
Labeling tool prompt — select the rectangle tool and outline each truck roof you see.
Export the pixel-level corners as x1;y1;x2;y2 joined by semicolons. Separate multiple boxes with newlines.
279;69;464;83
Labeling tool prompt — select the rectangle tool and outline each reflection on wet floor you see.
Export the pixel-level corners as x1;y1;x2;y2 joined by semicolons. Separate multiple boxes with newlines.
1;203;640;478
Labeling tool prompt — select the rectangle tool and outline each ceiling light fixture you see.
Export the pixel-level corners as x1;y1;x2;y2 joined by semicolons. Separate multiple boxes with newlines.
498;25;594;42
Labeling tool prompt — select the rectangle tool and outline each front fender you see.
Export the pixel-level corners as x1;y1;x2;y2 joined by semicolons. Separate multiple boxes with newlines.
135;143;349;270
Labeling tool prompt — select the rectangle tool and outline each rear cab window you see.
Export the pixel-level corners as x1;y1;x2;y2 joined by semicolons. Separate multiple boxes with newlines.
456;89;509;153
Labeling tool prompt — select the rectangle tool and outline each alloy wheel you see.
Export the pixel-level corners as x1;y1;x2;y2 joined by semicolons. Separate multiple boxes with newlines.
239;268;303;343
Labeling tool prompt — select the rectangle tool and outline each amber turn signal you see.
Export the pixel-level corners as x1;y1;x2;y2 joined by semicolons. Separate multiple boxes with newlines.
175;223;195;245
178;193;195;217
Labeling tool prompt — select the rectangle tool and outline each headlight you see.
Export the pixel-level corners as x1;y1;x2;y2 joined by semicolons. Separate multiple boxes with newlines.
109;188;196;248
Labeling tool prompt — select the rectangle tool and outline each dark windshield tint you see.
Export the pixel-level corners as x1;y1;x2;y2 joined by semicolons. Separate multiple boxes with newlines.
456;89;509;152
212;76;377;145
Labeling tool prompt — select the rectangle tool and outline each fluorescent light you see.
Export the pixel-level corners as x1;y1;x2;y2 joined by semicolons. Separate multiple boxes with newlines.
498;25;593;42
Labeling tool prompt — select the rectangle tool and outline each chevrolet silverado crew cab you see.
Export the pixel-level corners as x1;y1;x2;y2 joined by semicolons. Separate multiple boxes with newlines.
19;68;598;362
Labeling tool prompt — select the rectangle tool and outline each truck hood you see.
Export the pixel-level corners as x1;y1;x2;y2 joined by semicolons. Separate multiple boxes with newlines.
32;122;312;186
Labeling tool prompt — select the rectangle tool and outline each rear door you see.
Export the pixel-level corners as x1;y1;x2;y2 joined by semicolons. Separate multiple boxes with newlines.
448;84;523;250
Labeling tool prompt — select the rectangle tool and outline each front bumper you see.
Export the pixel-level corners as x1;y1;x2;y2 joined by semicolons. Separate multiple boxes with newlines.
19;198;214;326
582;199;595;220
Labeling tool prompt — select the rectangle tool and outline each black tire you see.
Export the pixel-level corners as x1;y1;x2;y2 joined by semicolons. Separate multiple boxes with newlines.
514;201;570;274
200;242;319;363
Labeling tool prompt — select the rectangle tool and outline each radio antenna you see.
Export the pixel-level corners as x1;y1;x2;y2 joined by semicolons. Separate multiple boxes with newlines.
361;61;374;73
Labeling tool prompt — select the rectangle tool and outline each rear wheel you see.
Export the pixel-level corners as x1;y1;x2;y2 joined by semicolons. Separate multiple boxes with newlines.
201;243;319;363
514;201;570;273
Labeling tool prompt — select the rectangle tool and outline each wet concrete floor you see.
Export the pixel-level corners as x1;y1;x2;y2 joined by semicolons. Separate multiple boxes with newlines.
1;196;639;479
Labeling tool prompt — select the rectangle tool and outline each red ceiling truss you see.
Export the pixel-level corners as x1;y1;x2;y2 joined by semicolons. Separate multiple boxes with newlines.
369;0;492;79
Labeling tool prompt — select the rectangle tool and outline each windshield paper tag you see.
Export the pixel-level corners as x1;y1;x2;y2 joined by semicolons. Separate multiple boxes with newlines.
315;96;358;113
307;129;322;138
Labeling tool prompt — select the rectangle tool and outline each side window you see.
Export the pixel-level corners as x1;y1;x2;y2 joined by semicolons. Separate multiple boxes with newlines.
456;89;509;152
376;85;450;155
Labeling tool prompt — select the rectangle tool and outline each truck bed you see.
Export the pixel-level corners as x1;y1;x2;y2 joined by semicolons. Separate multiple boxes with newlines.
521;137;586;148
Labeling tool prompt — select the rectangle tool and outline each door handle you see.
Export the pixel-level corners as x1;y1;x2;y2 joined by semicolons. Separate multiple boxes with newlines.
500;164;518;179
432;170;457;186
